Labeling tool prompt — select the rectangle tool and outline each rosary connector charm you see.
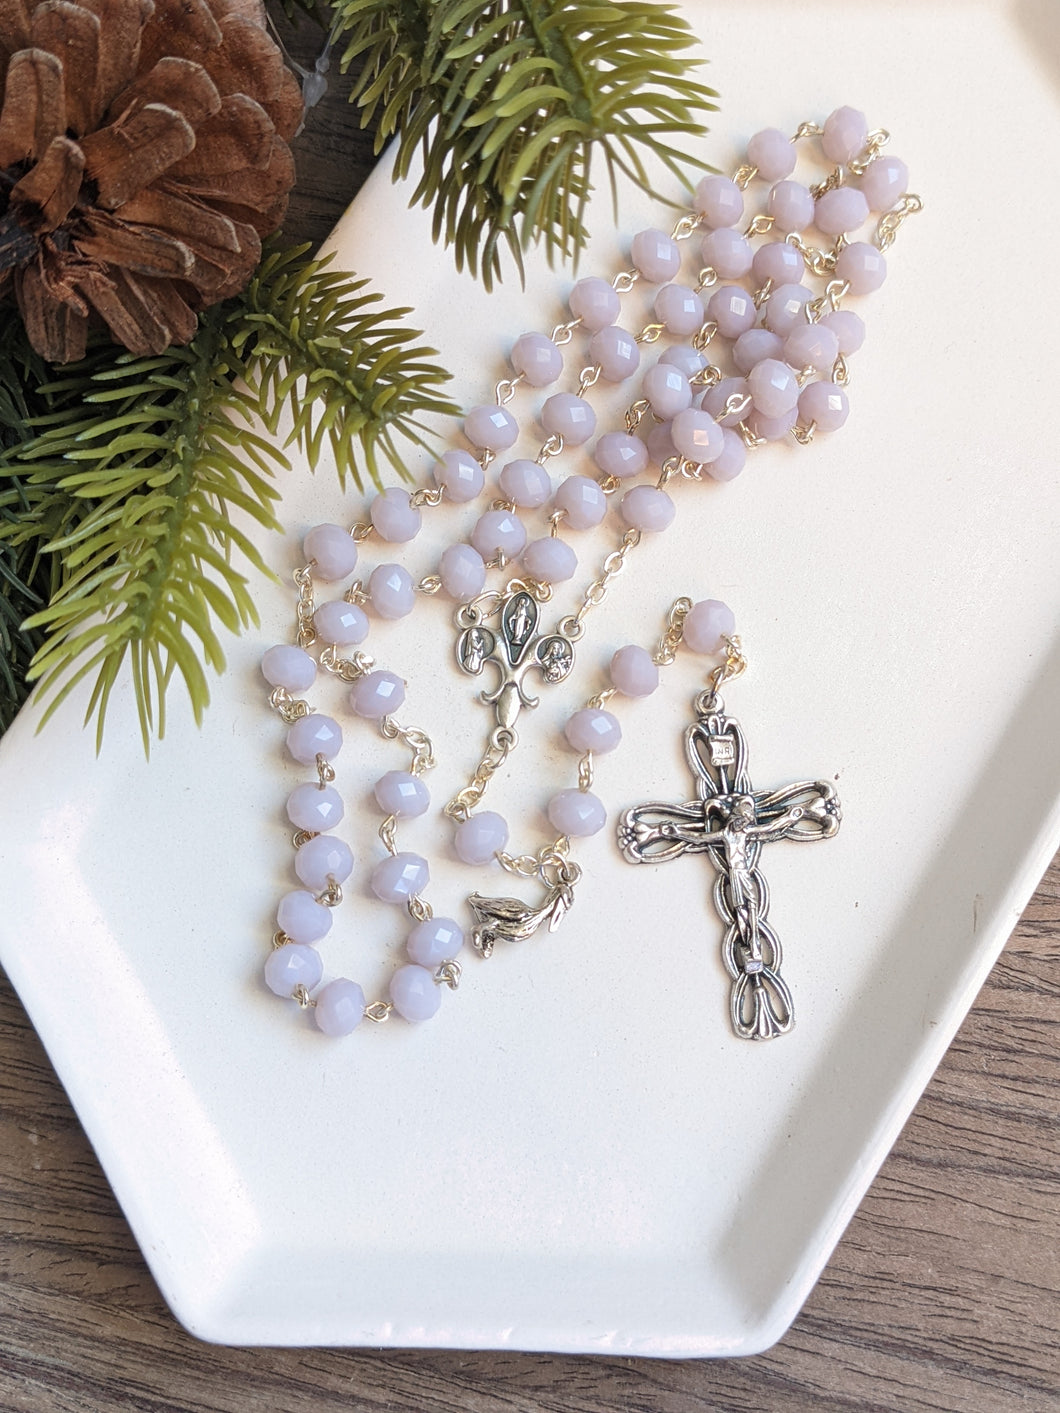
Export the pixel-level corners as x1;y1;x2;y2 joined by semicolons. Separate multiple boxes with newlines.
456;586;575;732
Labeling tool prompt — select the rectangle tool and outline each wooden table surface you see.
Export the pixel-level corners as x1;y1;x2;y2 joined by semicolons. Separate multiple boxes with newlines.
3;18;1059;1411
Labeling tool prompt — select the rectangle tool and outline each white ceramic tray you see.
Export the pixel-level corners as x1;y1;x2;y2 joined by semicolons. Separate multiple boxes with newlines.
1;0;1058;1356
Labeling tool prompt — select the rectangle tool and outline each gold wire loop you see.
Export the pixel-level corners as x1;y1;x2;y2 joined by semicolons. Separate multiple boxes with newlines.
316;753;335;785
409;487;444;509
612;269;638;293
670;212;702;240
435;960;461;990
408;894;433;923
319;645;373;682
268;685;311;723
379;815;398;856
364;1001;392;1024
653;596;692;665
875;193;922;251
292;984;316;1008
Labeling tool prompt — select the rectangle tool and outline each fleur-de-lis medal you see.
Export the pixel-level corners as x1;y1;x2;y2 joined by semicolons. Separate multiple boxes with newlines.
456;587;575;733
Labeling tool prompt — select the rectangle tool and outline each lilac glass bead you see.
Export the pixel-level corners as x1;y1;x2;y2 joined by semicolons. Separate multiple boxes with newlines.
733;327;784;376
313;600;368;647
654;283;705;335
541;393;596;445
822;105;868;164
295;834;354;890
287;713;342;766
708;429;748;482
389;964;441;1022
370;487;421;543
683;598;736;654
620;484;676;532
814;186;869;237
589;324;640;382
706;284;757;340
554;475;607;529
821;309;866;355
694;174;744;227
642;363;692;420
752;239;805;287
264;942;323;998
454;811;508;865
523;537;577;584
471;508;527;560
568;276;620;331
703;376;751;428
371;851;429;903
763;283;812;335
630;228;681;282
610;644;659;697
463;403;519;451
564;707;621;753
510;332;563;387
433;448;485;503
277;888;332;944
784;322;839;373
303;523;357;580
547;788;607;837
594;431;648;480
499;458;552;508
314;978;365;1036
767;180;815;234
858;155;909;212
747;405;798;441
261;644;315;692
286;782;344;833
374;769;430;818
350;668;405;719
671;406;724;462
645;419;678;467
407;916;464;967
368;563;416;619
700;228;753;280
439;543;486;600
746;126;796;181
835;241;887;294
664;347;707;381
799;380;850;432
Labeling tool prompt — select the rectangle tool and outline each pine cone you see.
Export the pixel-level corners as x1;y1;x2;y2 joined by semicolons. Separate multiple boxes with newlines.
0;0;303;362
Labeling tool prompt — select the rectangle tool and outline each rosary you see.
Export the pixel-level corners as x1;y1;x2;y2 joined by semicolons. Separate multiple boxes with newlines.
259;107;920;1042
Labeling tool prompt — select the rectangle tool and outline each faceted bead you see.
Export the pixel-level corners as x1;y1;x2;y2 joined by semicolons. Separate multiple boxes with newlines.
693;174;744;227
700;228;753;280
295;834;354;890
762;283;812;335
564;707;621;753
752;239;805;287
286;782;344;833
547;788;607;837
471;508;527;560
439;543;486;600
433;448;485;503
671;407;724;462
858;155;909;212
389;964;441;1022
593;431;648;480
654;283;705;335
645;420;678;467
349;668;405;719
747;126;796;181
371;851;429;903
610;644;659;697
277;888;332;944
706;284;756;339
630;227;681;282
407;916;464;968
707;429;747;482
554;475;607;529
784;322;840;373
303;523;357;580
368;563;416;619
264;942;323;998
314;978;365;1036
313;599;369;647
822;105;868;164
821;308;866;355
498;458;552;509
374;769;430;818
733;327;784;376
703;376;751;428
541;392;596;445
261;644;316;692
799;380;850;432
287;713;342;766
747;405;798;440
589;324;640;382
510;332;563;387
568;276;620;331
767;180;815;234
454;811;508;865
642;363;693;420
620;484;676;532
369;487;421;543
523;537;577;584
463;403;519;451
835;241;887;294
660;343;707;379
813;186;869;237
683;598;736;653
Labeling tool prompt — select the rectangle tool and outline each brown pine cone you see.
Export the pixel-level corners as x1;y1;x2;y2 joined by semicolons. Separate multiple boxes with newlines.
0;0;303;362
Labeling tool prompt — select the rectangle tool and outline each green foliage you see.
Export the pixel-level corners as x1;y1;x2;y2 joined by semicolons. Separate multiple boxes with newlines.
334;0;718;286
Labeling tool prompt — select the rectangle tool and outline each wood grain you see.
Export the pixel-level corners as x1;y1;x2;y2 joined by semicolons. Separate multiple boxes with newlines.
2;14;1059;1410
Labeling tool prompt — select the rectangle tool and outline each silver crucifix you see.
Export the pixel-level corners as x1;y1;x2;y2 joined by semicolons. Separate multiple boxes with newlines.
456;587;575;733
617;697;841;1041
